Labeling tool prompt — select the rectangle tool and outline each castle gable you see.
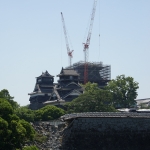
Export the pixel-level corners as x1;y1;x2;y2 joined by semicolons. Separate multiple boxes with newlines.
65;82;81;89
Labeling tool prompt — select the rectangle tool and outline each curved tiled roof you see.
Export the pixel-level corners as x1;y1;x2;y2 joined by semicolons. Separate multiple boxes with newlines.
61;112;150;121
36;70;54;78
57;68;79;76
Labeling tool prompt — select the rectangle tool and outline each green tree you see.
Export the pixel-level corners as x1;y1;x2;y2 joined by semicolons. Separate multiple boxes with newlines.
34;109;43;121
0;98;35;150
0;98;13;120
0;89;19;109
34;105;65;121
65;82;116;113
105;75;139;108
82;82;100;94
15;106;35;122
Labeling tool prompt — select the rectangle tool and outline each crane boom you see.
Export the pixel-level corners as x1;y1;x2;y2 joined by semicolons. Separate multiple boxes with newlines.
83;0;97;84
61;12;73;67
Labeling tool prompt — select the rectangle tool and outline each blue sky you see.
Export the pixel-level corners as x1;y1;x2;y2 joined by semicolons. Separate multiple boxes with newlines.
0;0;150;106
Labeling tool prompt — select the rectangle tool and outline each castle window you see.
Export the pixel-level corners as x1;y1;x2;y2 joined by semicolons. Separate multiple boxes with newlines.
43;78;53;83
37;79;42;83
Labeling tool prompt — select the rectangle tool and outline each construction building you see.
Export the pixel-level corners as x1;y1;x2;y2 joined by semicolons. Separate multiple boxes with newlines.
66;61;111;87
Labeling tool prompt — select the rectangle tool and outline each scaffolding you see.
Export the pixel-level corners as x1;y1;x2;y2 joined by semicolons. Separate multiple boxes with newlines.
65;61;111;86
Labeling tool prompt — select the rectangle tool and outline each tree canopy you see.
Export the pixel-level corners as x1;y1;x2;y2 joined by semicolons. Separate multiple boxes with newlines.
0;89;19;109
34;105;65;121
65;82;116;113
105;75;139;108
0;98;35;150
15;106;35;122
15;104;65;122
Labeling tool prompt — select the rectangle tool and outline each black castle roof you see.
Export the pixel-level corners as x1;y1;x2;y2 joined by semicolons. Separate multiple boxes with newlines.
57;67;79;77
36;70;54;78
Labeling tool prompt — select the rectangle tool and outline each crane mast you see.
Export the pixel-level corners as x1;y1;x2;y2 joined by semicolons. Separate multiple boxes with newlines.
61;12;73;67
83;0;97;84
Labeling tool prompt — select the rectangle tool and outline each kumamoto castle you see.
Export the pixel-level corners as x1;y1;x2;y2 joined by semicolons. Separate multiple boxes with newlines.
28;61;111;110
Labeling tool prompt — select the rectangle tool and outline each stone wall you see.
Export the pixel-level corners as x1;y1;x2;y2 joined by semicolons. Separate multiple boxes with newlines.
62;117;150;150
25;121;65;150
26;113;150;150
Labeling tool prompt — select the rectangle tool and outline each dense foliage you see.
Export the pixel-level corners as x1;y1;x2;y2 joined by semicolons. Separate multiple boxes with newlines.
15;106;35;122
34;105;65;121
15;105;65;122
105;75;139;108
0;89;19;109
0;98;35;150
65;82;116;113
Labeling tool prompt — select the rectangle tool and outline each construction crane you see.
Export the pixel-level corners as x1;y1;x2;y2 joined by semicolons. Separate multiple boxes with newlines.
83;0;97;84
61;12;74;67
